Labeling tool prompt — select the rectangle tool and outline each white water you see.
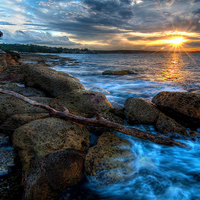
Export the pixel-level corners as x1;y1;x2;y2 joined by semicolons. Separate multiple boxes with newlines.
54;53;200;200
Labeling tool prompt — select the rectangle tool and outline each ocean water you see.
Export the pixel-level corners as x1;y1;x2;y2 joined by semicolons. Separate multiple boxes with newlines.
53;53;200;200
52;53;200;108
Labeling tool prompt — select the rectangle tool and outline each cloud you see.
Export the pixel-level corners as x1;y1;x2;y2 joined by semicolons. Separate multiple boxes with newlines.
1;30;80;46
0;21;16;25
184;41;200;48
127;36;146;41
0;0;200;49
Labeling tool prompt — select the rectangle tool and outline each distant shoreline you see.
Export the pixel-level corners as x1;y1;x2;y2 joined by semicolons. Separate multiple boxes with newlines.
1;43;199;54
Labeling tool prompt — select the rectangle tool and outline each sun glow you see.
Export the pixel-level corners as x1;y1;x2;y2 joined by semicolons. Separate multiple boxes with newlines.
167;37;185;45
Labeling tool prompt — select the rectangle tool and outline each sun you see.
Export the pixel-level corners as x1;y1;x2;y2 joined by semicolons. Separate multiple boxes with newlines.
167;37;185;46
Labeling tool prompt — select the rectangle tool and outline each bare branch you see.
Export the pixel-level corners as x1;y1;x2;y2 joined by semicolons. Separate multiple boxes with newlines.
0;88;190;149
57;102;69;114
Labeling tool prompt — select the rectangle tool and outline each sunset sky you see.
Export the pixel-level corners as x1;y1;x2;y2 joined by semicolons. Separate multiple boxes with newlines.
0;0;200;51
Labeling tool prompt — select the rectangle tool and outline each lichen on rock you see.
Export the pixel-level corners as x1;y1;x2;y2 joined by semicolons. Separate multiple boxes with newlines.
21;63;85;97
12;117;90;174
124;97;160;125
50;90;113;117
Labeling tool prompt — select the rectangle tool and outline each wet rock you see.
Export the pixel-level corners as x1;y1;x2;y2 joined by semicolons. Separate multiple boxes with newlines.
124;97;160;125
0;94;52;125
156;112;190;137
21;63;85;97
0;83;48;97
87;111;124;135
102;70;137;75
20;54;74;67
0;54;21;71
0;134;16;177
50;90;113;117
0;133;23;200
0;83;19;90
7;50;21;59
0;71;24;83
0;49;6;54
102;111;123;124
23;149;85;200
1;113;48;135
152;91;200;127
0;54;8;71
110;108;125;119
13;117;90;174
85;132;136;186
0;164;23;200
89;87;110;95
14;87;48;97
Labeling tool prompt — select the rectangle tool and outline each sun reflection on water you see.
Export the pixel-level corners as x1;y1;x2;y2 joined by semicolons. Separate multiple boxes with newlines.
157;53;187;82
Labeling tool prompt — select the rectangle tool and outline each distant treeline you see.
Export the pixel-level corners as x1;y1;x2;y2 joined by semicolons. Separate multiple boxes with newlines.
0;43;92;53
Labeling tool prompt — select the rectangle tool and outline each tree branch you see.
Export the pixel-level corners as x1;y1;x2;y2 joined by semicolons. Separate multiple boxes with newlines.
0;88;190;149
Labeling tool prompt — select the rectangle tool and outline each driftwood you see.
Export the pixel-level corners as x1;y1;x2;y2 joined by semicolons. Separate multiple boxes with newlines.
0;88;190;149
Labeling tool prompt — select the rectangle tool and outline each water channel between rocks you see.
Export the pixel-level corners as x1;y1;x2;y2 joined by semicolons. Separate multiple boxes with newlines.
51;53;200;200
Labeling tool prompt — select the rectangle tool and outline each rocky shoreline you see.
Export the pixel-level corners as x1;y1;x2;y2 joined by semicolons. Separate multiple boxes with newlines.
0;53;199;199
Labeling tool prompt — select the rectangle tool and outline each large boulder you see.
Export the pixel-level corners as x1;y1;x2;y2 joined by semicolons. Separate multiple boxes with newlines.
14;87;48;97
0;83;47;97
12;117;90;174
152;91;200;127
0;94;52;125
0;113;48;134
124;97;160;125
156;113;190;137
50;90;113;117
21;63;85;97
23;149;85;200
0;54;21;71
85;132;136;186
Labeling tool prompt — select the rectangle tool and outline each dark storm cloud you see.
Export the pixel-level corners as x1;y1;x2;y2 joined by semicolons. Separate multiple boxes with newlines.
127;36;146;41
193;8;200;14
2;30;80;46
15;0;200;40
185;41;200;48
1;0;200;49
